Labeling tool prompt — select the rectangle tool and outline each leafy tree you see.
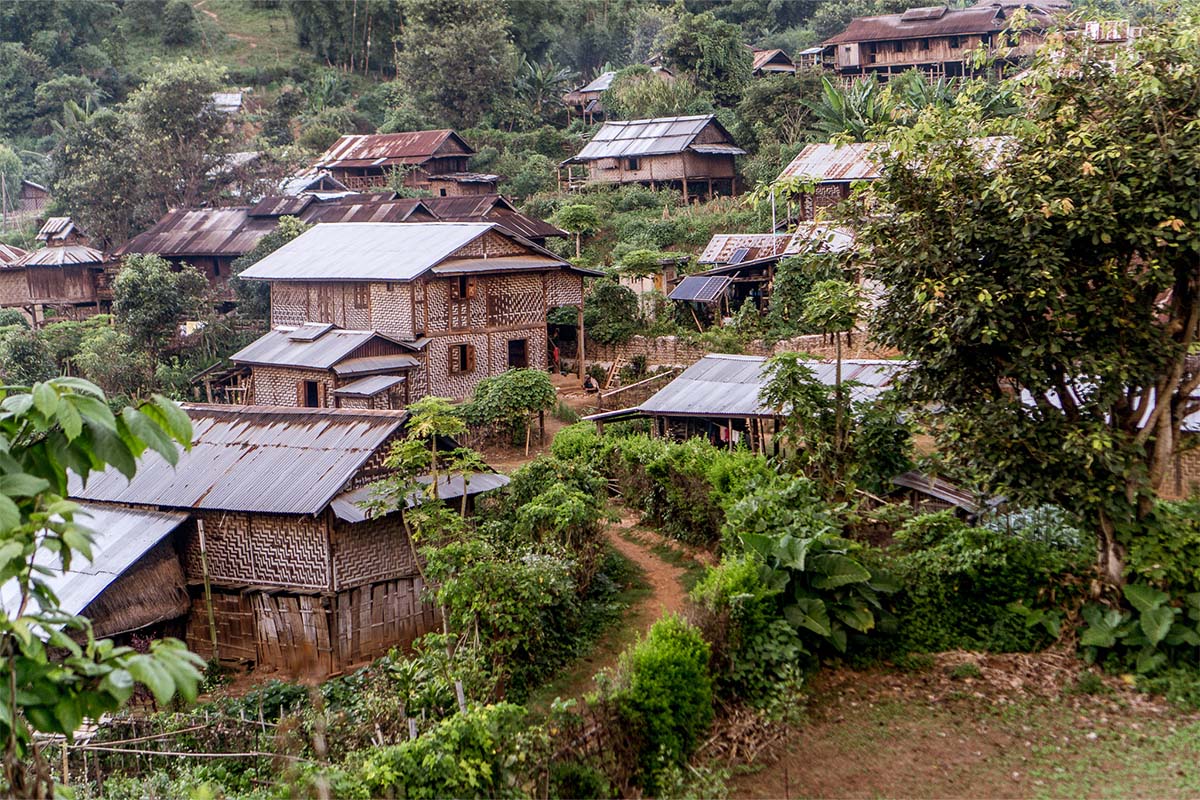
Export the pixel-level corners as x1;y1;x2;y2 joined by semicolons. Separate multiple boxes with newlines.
601;66;713;121
230;216;310;321
75;326;155;400
395;0;518;127
0;144;20;214
735;70;823;152
461;369;557;454
584;279;643;345
659;9;753;107
0;330;57;385
112;254;208;360
160;0;200;46
859;21;1200;584
0;309;27;329
553;203;602;258
513;56;575;126
287;0;403;75
0;378;203;796
0;43;47;138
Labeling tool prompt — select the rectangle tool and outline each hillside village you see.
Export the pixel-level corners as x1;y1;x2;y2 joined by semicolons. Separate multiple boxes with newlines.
1;0;1198;798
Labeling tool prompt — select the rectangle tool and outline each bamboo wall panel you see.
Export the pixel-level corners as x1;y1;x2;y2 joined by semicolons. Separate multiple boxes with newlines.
334;577;438;666
252;593;334;676
331;516;417;590
186;591;257;662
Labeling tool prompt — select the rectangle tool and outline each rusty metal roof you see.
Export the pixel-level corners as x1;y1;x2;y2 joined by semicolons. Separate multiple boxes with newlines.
16;244;103;267
0;243;28;266
570;115;740;162
279;171;350;196
239;222;569;283
422;195;566;240
779;142;884;183
230;325;414;370
0;503;187;618
892;470;984;514
785;223;856;255
313;130;472;170
115;207;277;258
307;198;433;224
37;216;80;242
248;195;315;218
70;405;408;516
824;2;1059;45
699;233;792;264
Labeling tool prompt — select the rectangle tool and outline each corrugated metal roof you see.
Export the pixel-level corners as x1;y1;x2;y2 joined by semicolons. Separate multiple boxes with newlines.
333;354;421;377
630;354;908;418
0;504;187;618
313;130;471;170
70;405;408;516
330;472;512;522
16;244;103;267
824;2;1060;45
248;195;315;218
0;243;29;266
578;71;618;93
427;172;500;184
429;255;571;275
785;223;856;255
422;195;567;240
230;326;412;370
37;217;78;242
334;374;406;397
571;115;739;162
689;143;747;156
307;198;432;224
669;275;732;303
115;207;275;258
279;171;350;196
699;234;791;264
779;142;883;183
211;92;243;113
892;471;984;514
239;222;568;283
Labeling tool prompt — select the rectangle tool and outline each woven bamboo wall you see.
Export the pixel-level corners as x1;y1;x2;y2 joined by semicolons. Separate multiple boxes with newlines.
334;577;438;666
448;230;527;258
331;515;418;590
186;591;257;663
0;271;30;306
250;366;334;407
184;511;331;591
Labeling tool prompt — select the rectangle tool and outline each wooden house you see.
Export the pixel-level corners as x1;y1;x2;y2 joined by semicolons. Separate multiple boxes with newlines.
114;193;563;306
751;48;797;76
777;142;883;220
310;130;499;195
796;46;825;68
238;222;599;400
18;180;50;215
562;67;674;123
67;405;511;676
11;217;106;322
0;244;31;317
560;114;745;200
586;353;905;449
229;324;421;409
821;1;1067;81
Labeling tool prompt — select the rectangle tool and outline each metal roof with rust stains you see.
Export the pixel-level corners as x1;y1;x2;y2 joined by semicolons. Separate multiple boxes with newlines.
313;130;473;170
699;233;792;264
69;405;409;516
15;244;104;267
115;207;278;258
0;243;28;267
230;324;416;370
823;1;1062;45
779;142;884;183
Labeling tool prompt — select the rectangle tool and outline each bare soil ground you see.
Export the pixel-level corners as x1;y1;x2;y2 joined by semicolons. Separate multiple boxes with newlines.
730;650;1200;800
477;373;596;472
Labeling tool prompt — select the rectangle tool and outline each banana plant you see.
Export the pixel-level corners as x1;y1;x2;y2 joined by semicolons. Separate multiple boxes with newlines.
1080;584;1200;674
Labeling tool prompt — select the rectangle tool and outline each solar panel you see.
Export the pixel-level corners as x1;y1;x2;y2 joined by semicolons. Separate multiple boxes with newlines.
727;247;750;265
669;275;732;303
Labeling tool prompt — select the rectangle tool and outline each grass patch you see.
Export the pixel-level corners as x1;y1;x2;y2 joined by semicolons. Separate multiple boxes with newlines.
618;528;707;591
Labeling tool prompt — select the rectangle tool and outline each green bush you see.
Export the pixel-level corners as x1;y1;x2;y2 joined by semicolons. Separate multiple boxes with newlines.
887;511;1089;654
612;615;713;794
691;557;805;701
550;422;604;466
1080;584;1200;675
351;704;542;799
1127;498;1200;593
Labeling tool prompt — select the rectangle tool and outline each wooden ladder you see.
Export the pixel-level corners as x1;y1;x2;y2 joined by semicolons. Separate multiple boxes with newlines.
604;357;624;390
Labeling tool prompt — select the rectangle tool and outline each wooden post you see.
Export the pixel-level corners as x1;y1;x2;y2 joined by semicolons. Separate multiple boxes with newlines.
576;300;585;380
538;409;545;444
196;518;220;661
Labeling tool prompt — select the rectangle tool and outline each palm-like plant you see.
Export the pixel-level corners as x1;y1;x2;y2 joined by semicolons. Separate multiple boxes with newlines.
515;56;576;122
804;76;893;143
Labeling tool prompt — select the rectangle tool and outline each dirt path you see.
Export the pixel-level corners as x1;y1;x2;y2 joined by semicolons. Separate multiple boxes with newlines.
531;512;692;706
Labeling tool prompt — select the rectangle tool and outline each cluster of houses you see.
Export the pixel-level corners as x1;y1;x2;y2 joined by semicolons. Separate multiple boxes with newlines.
0;0;1152;680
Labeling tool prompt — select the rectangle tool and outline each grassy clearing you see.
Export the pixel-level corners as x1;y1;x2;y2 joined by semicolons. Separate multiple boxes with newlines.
616;527;708;592
730;657;1200;800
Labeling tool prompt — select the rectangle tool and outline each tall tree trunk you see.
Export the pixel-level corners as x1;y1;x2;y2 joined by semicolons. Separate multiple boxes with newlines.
1096;506;1126;589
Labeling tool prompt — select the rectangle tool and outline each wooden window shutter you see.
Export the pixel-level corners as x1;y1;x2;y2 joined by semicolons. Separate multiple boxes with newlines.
317;382;327;407
296;381;305;406
449;346;459;374
465;344;476;372
466;277;478;299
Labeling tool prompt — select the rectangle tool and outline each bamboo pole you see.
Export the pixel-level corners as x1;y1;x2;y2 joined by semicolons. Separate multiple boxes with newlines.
196;519;220;661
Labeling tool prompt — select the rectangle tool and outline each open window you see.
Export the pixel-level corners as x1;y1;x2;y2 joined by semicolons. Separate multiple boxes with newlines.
352;282;369;309
507;338;528;369
449;343;476;374
450;275;477;301
298;380;324;407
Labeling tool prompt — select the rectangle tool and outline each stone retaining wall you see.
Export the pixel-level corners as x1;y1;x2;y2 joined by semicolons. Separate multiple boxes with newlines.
585;329;898;367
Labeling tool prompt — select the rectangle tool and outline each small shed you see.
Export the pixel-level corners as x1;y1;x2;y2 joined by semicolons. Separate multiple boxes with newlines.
751;48;797;76
796;46;824;68
562;67;675;123
586;353;907;450
13;217;105;322
778;142;883;220
560;114;745;200
0;244;30;312
18;180;50;215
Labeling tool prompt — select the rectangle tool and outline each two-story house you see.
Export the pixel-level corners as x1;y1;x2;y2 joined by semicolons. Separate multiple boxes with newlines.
310;130;499;196
237;222;598;401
